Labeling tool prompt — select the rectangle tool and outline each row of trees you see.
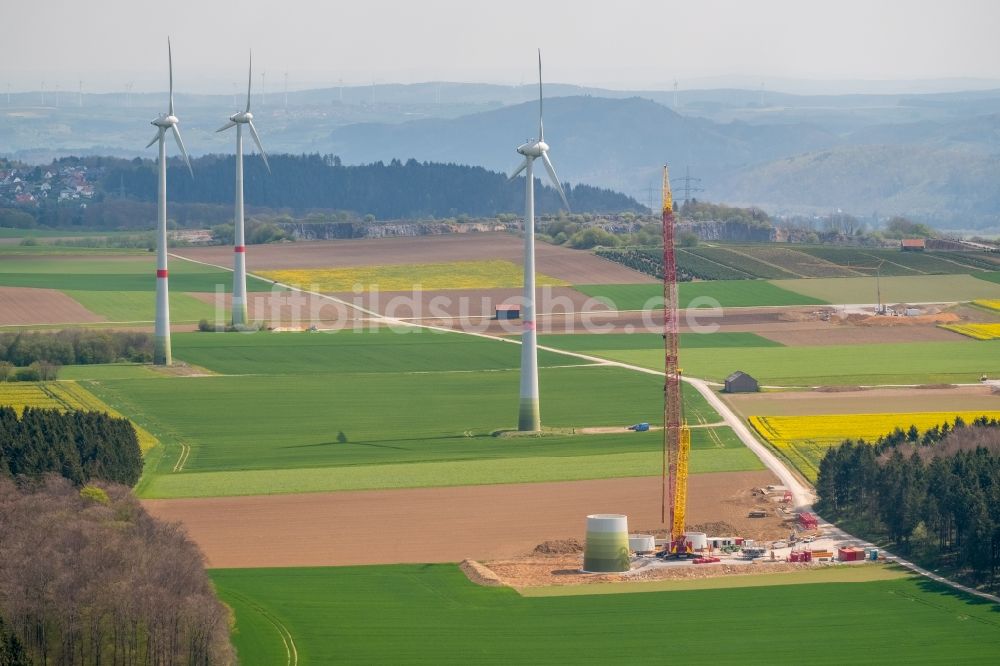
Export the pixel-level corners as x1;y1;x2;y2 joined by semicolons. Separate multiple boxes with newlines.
0;406;143;486
816;417;1000;586
680;199;771;227
0;330;153;367
0;476;235;664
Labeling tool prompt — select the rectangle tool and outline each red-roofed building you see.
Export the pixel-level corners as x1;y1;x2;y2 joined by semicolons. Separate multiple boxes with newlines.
901;238;926;251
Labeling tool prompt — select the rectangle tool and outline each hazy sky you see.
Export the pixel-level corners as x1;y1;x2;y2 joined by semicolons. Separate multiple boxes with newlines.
3;0;1000;93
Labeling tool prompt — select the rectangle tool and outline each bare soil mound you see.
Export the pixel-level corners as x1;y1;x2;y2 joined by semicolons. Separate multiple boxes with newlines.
533;539;584;555
460;559;506;587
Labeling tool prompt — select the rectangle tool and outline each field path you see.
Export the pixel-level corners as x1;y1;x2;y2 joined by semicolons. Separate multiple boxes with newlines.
170;252;999;603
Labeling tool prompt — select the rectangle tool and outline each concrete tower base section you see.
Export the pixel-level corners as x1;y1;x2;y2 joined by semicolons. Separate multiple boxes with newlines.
583;514;631;573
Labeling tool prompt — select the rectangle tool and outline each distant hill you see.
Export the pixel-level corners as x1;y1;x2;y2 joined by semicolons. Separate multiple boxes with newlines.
719;144;1000;224
7;83;1000;228
324;96;840;197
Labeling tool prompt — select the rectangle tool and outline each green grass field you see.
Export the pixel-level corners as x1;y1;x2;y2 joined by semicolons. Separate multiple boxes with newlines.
79;329;758;498
553;338;1000;386
975;271;1000;285
57;364;163;380
0;255;274;292
211;564;1000;665
539;331;782;351
65;290;219;322
141;432;758;498
576;281;828;310
171;329;573;375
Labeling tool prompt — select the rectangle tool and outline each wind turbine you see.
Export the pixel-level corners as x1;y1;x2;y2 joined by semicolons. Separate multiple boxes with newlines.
508;49;570;431
146;37;193;365
217;51;270;327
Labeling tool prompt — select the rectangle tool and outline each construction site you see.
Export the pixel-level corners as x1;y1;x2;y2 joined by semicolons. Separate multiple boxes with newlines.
457;166;889;590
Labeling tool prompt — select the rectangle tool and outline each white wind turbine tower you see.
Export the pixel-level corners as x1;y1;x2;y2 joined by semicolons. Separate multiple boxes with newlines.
508;49;570;431
146;38;193;365
217;51;270;327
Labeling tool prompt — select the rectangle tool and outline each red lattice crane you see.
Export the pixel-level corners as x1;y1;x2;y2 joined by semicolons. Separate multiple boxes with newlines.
661;165;693;556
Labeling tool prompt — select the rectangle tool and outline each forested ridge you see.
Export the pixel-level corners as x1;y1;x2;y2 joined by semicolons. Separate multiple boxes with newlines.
816;416;1000;588
101;153;642;218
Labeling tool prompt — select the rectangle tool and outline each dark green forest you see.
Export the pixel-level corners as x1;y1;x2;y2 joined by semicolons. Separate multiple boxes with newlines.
107;154;639;217
816;417;1000;588
88;153;639;218
0;407;143;486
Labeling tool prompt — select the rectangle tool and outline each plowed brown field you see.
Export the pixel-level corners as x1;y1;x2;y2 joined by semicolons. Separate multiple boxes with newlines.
143;470;778;568
173;234;655;284
0;287;103;326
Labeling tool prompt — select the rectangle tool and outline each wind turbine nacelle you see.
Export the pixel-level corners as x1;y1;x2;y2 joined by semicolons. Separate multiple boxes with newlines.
517;140;548;158
151;114;179;128
231;111;253;124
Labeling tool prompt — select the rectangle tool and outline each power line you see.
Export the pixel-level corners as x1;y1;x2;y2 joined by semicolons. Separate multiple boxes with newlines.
675;165;703;207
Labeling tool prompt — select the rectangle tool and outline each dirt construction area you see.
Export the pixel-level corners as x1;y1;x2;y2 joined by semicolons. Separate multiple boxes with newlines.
142;470;781;568
174;234;655;285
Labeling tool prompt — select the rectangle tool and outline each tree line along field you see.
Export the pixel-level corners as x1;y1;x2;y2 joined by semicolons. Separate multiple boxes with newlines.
82;329;761;499
0;381;158;452
210;564;1000;665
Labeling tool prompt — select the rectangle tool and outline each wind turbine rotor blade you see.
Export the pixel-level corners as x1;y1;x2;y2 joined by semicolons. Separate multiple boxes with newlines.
247;120;270;173
507;158;529;181
246;50;253;113
537;48;544;142
170;125;194;178
168;37;174;116
146;128;164;149
216;120;237;132
541;153;569;210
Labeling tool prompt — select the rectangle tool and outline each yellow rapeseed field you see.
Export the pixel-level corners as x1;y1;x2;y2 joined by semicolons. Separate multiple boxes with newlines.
750;410;1000;481
0;382;158;453
258;260;569;292
939;323;1000;340
972;299;1000;312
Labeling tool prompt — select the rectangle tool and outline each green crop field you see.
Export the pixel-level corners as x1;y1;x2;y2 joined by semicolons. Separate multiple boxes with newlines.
0;255;275;292
65;290;219;322
539;331;782;351
79;329;761;498
572;339;1000;386
211;564;1000;665
142;430;758;498
976;271;1000;285
170;329;573;375
575;281;827;310
58;364;163;380
778;274;1000;304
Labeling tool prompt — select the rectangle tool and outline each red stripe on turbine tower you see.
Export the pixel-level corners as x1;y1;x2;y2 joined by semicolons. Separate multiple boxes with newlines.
157;269;168;278
235;245;246;252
